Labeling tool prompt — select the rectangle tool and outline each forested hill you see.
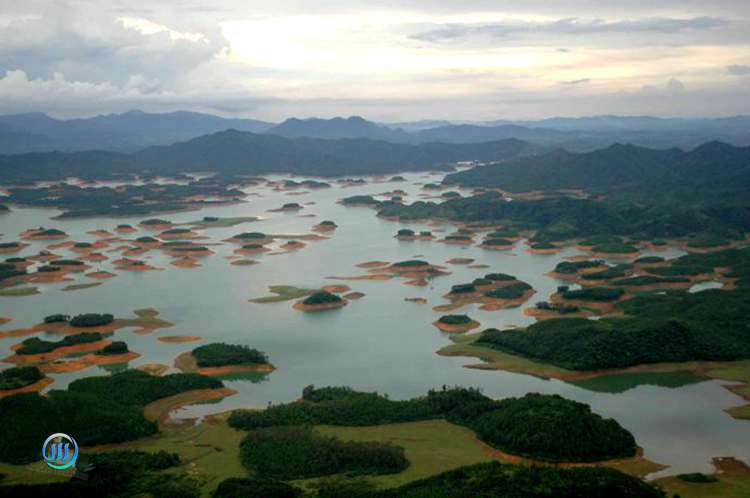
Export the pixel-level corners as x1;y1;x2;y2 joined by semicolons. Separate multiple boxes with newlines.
444;141;750;195
0;130;540;183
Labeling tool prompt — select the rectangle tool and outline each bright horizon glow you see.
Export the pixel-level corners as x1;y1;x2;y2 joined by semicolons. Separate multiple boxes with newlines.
0;1;748;120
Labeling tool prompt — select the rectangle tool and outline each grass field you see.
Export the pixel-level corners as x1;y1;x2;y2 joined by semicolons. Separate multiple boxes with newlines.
249;285;318;303
0;286;40;297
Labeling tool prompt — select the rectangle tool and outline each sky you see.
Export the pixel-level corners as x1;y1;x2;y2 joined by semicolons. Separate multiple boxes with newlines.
0;0;749;121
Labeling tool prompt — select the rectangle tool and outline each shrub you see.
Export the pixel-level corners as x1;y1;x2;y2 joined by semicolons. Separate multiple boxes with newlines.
392;260;429;267
677;473;719;483
484;273;516;281
450;283;476;294
70;313;114;327
44;314;70;323
397;229;415;237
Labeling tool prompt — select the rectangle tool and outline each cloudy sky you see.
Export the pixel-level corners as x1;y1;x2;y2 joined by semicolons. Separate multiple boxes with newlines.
1;0;749;121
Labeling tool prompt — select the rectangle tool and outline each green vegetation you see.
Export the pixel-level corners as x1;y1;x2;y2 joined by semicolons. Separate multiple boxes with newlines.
482;238;513;246
342;195;380;206
50;259;85;266
302;291;344;306
233;231;267;240
213;477;300;498
393;260;429;267
678;473;719;483
0;242;21;249
487;229;519;238
530;241;556;250
73;242;92;248
445;235;471;241
554;260;604;274
591;242;638;254
17;332;103;355
69;313;114;327
438;315;472;325
612;276;690;286
472;278;492;286
635;256;666;264
348;462;666;498
687;234;731;248
135;236;159;243
449;284;476;295
0;286;38;297
484;273;516;281
560;287;624;301
240;426;408;479
397;229;415;237
44;314;69;323
229;386;635;463
319;220;337;226
141;218;170;225
192;343;269;367
0;366;42;390
580;265;629;280
483;282;531;300
161;228;191;235
99;341;128;355
282;202;302;209
32;228;66;237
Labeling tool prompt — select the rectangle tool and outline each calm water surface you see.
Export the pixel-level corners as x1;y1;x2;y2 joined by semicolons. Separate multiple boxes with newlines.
1;172;748;476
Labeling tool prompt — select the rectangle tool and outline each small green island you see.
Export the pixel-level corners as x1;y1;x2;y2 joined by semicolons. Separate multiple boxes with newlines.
433;314;480;333
176;343;274;376
293;291;347;311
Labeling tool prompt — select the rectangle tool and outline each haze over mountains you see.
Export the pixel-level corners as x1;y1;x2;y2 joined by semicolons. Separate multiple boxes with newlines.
1;111;749;155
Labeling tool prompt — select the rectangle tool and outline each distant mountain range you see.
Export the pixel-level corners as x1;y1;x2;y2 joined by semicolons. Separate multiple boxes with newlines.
1;111;749;155
0;130;540;183
0;110;273;154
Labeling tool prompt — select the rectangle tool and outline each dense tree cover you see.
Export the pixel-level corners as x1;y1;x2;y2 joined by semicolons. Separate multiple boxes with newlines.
579;234;625;246
4;182;245;217
341;195;380;206
438;315;473;325
483;282;531;300
530;242;556;249
33;228;66;236
0;366;42;390
443;141;750;197
535;302;580;314
240;426;408;479
553;260;604;274
449;283;476;295
50;259;85;266
0;449;197;498
37;265;61;272
229;386;635;462
68;369;223;406
487;229;519;238
44;313;70;323
0;266;25;282
141;218;170;225
17;332;103;355
161;228;191;235
472;278;493;286
135;236;159;243
73;242;92;248
0;391;156;464
192;343;269;367
470;393;635;461
69;313;114;327
393;260;429;267
233;231;267;239
590;242;639;254
635;256;665;264
0;242;21;248
480;283;750;370
282;203;302;209
303;291;344;306
319;220;337;226
342;462;666;498
99;341;128;355
213;477;301;498
687;233;732;248
397;229;415;236
560;287;624;301
612;276;689;286
579;265;629;281
484;273;516;281
0;370;220;464
482;238;513;246
376;192;750;241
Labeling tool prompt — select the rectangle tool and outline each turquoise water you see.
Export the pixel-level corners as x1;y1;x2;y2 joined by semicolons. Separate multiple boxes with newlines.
1;172;748;476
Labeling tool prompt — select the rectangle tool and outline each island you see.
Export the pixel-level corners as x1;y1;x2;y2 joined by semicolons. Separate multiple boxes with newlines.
312;220;338;232
176;343;274;376
293;291;348;311
433;314;481;333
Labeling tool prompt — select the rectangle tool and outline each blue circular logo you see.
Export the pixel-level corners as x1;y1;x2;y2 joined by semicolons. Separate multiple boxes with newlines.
42;433;78;470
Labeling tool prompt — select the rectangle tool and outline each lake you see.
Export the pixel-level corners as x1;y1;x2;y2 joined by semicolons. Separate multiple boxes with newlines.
1;171;748;477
